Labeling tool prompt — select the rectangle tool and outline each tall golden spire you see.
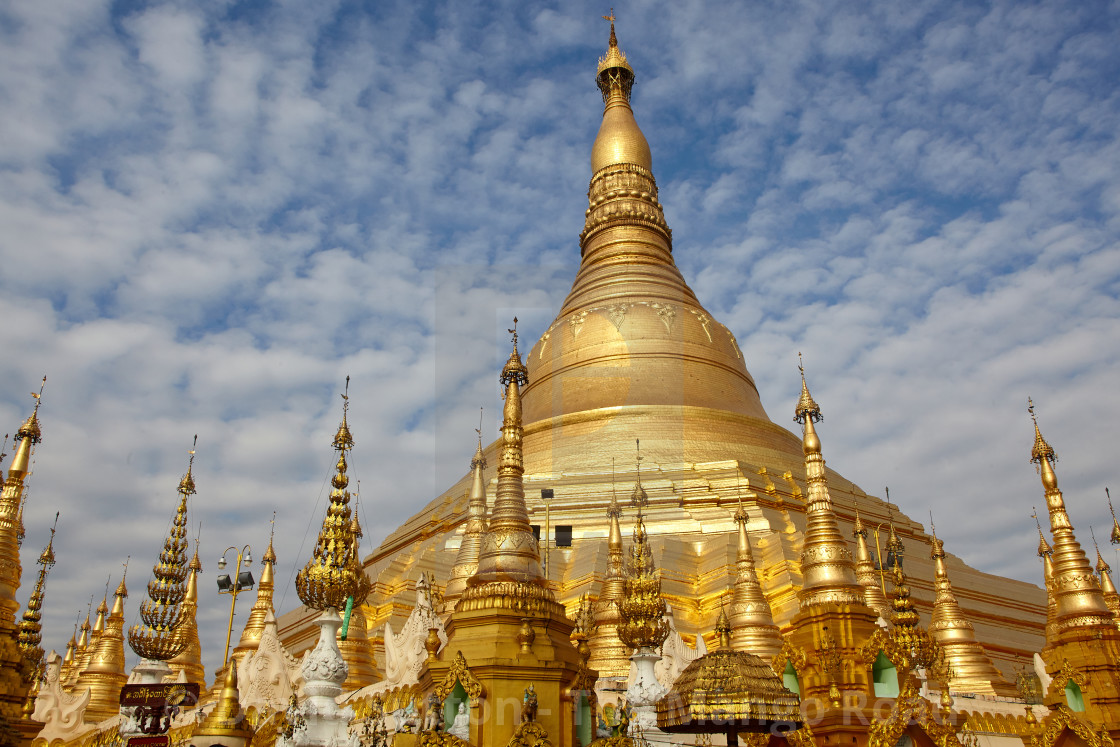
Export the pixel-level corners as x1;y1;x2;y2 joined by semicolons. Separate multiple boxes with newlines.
445;415;490;607
168;541;205;690
16;514;57;680
129;438;196;662
1091;529;1120;626
728;494;783;658
1;380;45;630
464;320;551;606
61;617;78;683
591;13;647;174
232;515;278;666
1034;510;1058;658
617;440;669;651
1027;400;1113;632
522;17;770;428
589;458;629;677
66;604;92;689
75;564;129;722
851;509;891;619
296;377;371;611
792;357;862;607
928;518;1013;695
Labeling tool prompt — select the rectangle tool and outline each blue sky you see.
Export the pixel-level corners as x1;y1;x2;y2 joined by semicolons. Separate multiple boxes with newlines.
2;0;1120;680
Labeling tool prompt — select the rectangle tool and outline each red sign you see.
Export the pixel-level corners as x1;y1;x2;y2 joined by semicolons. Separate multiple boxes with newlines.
127;737;170;747
120;683;200;707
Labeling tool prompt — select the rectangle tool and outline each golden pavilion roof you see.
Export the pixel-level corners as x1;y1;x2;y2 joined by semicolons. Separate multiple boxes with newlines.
656;610;801;732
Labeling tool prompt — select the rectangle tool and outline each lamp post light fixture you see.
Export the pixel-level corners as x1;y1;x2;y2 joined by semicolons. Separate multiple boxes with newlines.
541;489;554;581
216;544;255;667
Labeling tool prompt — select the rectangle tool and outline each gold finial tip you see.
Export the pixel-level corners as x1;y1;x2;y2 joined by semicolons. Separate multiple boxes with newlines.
596;11;633;81
793;357;822;423
1033;509;1052;557
501;320;529;386
333;381;355;451
1028;398;1056;464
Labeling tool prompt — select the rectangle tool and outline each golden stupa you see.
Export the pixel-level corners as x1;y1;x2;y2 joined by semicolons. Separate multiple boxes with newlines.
304;18;1045;686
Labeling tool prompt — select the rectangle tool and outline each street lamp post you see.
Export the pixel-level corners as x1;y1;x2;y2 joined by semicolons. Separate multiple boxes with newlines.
216;544;255;667
541;489;554;581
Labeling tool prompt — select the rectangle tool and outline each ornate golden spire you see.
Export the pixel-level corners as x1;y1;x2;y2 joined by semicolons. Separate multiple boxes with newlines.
445;414;490;606
617;439;669;651
851;509;891;619
233;515;278;661
1027;399;1113;632
168;540;205;689
876;558;946;697
296;377;371;611
591;12;648;173
928;518;1012;695
728;493;783;657
589;457;630;677
1034;510;1058;657
464;320;551;606
17;514;57;680
67;604;93;687
129;438;196;662
92;591;107;636
1091;529;1120;625
1;380;45;630
75;563;129;722
792;357;862;607
1036;509;1053;558
1108;487;1120;546
61;617;77;682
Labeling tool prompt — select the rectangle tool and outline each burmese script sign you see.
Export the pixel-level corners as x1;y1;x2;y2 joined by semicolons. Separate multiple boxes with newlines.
120;683;200;735
126;737;170;747
119;683;200;707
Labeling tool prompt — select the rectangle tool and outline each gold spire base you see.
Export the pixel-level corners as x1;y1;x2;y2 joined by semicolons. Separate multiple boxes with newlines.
423;599;583;747
455;579;560;615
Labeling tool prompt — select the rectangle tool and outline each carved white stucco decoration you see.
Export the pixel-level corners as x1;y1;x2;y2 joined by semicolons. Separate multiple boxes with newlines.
277;610;359;747
33;651;94;743
352;574;447;700
239;609;303;712
653;606;703;689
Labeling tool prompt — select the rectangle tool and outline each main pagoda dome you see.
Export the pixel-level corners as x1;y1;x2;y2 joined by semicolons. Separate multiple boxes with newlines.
282;20;1045;689
518;18;784;478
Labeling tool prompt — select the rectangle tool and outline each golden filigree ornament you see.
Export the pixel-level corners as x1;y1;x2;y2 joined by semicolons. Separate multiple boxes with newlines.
1107;487;1120;546
296;377;372;611
16;512;58;677
595;11;634;104
128;438;197;661
617;440;669;651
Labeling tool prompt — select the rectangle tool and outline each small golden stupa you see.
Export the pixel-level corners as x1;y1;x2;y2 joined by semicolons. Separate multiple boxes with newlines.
191;664;253;747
